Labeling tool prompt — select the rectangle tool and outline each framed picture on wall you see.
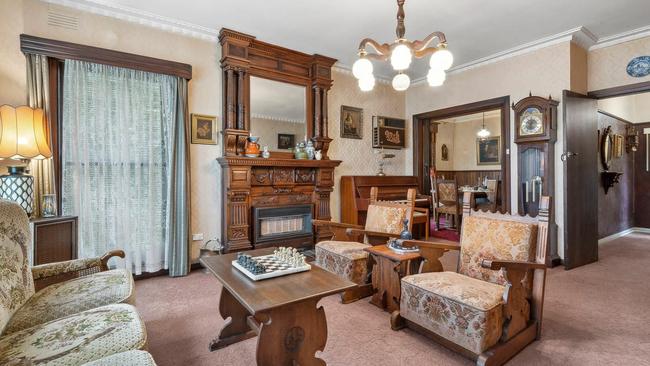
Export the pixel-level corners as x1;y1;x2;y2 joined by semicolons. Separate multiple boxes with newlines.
191;114;218;145
277;134;295;149
476;136;501;165
340;105;363;139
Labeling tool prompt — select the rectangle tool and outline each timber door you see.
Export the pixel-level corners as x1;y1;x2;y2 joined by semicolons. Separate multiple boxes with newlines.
562;91;598;269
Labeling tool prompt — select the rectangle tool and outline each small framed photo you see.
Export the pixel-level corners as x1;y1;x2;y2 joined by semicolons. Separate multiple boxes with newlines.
341;105;363;139
277;133;295;150
476;136;501;165
191;114;218;145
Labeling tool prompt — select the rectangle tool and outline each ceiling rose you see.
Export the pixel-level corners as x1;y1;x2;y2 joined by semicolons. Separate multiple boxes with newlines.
352;0;453;92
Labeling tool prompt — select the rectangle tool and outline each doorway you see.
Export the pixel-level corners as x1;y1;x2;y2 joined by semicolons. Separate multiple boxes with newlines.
563;82;650;269
412;96;511;214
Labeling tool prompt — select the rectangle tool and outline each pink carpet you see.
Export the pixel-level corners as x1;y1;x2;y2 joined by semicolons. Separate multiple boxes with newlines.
430;217;461;242
135;233;650;365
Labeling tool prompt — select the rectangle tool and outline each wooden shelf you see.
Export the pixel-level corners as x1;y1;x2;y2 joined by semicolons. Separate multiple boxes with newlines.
218;156;341;168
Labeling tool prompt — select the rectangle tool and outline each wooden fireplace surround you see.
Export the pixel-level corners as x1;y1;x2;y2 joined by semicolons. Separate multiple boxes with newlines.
217;28;340;253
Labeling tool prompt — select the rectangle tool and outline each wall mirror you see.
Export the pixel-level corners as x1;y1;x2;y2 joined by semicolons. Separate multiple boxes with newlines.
601;126;613;171
249;76;307;151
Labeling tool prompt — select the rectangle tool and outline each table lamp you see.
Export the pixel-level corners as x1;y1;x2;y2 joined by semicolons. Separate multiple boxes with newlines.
0;105;53;216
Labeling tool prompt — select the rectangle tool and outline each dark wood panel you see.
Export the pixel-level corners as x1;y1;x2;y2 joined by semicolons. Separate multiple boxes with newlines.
563;90;598;269
597;112;634;238
635;122;650;228
588;80;650;99
31;216;78;265
436;170;501;188
20;34;192;79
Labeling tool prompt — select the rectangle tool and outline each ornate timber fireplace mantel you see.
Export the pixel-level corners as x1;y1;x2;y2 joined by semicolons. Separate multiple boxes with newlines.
218;29;340;253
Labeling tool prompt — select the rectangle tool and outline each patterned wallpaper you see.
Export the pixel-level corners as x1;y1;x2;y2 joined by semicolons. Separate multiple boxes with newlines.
588;36;650;91
327;70;406;221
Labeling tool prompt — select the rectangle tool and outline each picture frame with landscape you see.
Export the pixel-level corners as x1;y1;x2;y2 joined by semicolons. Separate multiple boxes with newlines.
476;136;501;165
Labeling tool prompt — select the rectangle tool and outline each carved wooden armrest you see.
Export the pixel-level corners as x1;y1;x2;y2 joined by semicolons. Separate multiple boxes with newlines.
400;240;460;274
480;259;545;341
480;259;546;271
313;220;364;241
31;250;125;289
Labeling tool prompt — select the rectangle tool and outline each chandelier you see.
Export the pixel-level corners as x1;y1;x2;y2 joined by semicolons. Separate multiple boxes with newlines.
352;0;453;92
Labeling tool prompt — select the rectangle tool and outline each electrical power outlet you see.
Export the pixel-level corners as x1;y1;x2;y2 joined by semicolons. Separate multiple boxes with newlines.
192;233;204;241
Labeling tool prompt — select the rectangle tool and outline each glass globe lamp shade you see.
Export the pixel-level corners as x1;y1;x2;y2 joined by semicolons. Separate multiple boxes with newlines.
429;48;454;71
352;58;373;79
426;68;446;87
358;75;376;91
390;44;412;71
391;73;410;91
477;128;491;139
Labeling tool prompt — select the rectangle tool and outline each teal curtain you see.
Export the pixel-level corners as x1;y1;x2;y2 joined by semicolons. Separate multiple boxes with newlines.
167;78;190;277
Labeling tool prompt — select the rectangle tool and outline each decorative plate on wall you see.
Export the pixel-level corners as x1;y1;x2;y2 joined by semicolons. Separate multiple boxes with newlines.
626;56;650;77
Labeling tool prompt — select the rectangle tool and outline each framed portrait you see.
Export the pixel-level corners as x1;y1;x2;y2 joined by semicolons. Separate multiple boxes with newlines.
191;114;218;145
340;105;363;139
277;134;295;150
476;136;501;165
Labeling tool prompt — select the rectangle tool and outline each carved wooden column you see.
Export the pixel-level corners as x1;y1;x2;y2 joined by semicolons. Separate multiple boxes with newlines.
313;86;322;138
310;55;335;159
237;68;246;130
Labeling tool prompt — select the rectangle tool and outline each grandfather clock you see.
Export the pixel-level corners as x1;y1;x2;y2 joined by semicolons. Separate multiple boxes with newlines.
513;94;559;266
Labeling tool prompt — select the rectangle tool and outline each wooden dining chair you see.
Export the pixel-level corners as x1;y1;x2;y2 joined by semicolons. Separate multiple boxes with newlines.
435;178;460;230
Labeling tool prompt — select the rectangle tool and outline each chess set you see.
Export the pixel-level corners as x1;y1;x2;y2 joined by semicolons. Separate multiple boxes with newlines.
232;247;311;281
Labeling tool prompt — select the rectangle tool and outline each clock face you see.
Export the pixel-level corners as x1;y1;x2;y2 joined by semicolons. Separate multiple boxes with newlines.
520;107;544;136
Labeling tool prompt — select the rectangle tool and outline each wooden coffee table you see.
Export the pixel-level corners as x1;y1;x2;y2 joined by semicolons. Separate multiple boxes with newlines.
364;245;422;312
201;248;355;366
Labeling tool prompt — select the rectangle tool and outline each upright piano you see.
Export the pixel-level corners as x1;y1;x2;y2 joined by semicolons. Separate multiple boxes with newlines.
340;175;431;226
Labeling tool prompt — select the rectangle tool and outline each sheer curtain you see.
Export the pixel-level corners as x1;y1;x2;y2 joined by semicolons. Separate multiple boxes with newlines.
62;60;188;275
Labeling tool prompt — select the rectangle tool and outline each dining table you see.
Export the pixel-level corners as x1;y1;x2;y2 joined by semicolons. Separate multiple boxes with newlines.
458;186;490;208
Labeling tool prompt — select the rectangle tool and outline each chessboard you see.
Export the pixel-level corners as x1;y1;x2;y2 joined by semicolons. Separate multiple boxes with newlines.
232;247;311;281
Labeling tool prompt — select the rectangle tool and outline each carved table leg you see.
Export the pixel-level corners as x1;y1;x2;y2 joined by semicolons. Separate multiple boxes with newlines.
209;288;256;351
255;297;327;366
369;255;404;312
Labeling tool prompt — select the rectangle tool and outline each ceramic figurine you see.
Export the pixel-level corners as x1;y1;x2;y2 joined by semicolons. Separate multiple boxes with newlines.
245;136;261;157
261;145;270;159
306;139;315;159
399;219;413;240
314;150;322;160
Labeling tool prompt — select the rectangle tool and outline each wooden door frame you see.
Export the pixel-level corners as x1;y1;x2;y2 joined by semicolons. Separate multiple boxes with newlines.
412;96;511;213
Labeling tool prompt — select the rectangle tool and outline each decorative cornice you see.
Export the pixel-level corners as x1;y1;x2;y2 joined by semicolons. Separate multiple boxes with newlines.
412;27;597;85
42;0;219;41
589;25;650;50
332;64;392;84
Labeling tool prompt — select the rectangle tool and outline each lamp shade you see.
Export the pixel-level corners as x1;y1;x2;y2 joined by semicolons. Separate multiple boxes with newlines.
0;105;52;159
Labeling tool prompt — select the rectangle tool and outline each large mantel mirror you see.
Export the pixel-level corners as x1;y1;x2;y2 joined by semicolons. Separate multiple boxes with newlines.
250;76;307;152
219;28;336;158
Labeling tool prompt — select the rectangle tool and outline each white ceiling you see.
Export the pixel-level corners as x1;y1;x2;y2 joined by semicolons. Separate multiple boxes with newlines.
59;0;650;79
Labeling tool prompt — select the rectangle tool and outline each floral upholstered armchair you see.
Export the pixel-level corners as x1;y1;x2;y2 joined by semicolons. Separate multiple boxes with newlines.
391;192;551;366
313;187;415;303
0;199;149;365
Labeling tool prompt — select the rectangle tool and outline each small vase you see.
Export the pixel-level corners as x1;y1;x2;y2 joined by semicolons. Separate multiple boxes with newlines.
261;146;270;159
399;219;413;240
306;140;315;160
314;150;322;160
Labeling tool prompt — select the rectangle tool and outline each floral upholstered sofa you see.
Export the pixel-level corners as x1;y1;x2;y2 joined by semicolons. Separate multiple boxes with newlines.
0;199;155;365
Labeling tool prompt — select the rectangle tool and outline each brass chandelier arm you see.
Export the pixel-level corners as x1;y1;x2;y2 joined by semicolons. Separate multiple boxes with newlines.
357;38;392;57
411;31;447;52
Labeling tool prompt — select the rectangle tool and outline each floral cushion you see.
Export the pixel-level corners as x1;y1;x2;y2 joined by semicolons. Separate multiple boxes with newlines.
4;269;135;334
315;241;370;284
32;258;104;281
0;304;147;366
0;200;34;333
82;350;156;366
401;272;505;354
365;204;410;234
459;216;538;286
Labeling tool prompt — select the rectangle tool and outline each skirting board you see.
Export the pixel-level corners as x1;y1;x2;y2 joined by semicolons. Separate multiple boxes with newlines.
598;227;650;244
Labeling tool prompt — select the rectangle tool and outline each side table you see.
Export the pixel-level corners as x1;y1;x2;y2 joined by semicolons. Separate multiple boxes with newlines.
364;245;421;312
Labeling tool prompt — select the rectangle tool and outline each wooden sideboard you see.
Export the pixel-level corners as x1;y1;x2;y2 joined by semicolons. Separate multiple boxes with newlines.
436;170;501;188
218;157;341;253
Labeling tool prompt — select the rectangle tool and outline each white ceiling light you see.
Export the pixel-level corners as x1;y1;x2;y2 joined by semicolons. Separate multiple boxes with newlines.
351;0;452;91
477;112;491;139
392;73;410;91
